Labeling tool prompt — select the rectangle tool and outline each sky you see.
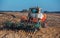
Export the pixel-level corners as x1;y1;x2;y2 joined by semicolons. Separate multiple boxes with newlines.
0;0;60;12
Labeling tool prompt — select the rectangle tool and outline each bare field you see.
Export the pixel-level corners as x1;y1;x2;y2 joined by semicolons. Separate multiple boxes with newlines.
47;13;60;27
0;12;60;38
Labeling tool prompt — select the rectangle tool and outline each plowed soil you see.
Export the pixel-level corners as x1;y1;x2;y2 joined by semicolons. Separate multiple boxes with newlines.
0;12;60;38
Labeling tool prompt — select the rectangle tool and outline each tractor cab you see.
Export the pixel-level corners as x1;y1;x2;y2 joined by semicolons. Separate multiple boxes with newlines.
29;7;39;13
28;7;41;23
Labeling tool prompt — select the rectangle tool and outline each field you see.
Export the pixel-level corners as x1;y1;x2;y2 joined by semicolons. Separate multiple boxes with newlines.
0;12;60;38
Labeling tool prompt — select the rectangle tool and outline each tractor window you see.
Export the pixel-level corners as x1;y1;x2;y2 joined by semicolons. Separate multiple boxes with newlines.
31;9;38;13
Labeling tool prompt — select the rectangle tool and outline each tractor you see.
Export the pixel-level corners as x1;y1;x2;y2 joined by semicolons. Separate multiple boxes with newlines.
20;7;47;31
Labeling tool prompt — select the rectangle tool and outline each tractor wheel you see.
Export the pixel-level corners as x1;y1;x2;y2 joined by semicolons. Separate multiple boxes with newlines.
41;22;47;28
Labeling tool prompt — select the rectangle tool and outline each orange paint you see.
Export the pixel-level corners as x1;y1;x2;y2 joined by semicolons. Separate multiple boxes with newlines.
32;18;38;23
41;14;47;22
21;16;27;20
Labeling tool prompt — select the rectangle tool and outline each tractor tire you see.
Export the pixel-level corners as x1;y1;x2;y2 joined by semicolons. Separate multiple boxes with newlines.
41;22;47;28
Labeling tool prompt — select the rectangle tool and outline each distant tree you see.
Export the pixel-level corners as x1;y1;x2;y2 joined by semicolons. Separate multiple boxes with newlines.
44;11;48;13
21;9;28;12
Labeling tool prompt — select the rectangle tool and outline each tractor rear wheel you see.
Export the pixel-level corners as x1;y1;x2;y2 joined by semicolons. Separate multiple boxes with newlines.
41;22;47;28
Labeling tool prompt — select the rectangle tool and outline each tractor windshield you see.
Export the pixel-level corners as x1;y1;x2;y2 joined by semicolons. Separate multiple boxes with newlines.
31;8;39;13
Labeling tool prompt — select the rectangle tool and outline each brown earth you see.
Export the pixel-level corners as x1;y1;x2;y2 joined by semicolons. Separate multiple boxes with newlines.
0;12;60;38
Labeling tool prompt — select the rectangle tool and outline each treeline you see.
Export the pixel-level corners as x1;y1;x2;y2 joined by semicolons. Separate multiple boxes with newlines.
44;11;60;13
0;10;60;13
0;9;28;13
